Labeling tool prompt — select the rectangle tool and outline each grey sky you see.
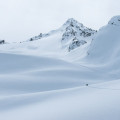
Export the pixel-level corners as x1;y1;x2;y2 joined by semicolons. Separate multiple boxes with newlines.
0;0;120;42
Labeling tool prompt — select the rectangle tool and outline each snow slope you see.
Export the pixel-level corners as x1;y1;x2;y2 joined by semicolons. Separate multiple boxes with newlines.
0;18;96;56
0;53;104;96
82;16;120;81
0;80;120;120
87;20;120;63
0;16;120;120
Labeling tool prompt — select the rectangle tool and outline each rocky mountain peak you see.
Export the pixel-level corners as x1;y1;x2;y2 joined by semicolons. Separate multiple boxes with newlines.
28;18;97;52
62;18;84;28
61;19;97;51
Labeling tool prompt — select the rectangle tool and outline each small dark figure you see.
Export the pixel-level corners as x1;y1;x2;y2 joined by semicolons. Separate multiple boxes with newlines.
39;33;42;37
30;38;33;41
86;84;88;86
0;40;5;44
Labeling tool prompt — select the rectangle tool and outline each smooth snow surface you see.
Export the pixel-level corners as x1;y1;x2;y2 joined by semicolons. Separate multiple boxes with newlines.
0;16;120;120
1;80;120;120
108;15;120;26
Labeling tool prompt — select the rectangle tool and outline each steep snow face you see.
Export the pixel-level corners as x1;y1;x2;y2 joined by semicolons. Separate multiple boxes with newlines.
108;15;120;26
87;16;120;64
29;18;96;51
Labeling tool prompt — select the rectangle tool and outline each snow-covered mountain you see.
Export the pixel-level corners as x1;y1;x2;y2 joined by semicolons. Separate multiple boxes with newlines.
1;16;120;120
0;18;97;59
29;18;97;51
87;16;120;63
61;18;96;40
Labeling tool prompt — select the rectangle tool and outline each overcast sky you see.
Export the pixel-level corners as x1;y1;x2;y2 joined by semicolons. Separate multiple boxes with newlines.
0;0;120;42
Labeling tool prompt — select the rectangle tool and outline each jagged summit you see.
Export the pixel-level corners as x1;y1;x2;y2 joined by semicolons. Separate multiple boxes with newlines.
27;18;97;52
62;18;84;28
108;15;120;26
61;18;97;51
62;18;96;41
64;18;76;23
29;18;96;42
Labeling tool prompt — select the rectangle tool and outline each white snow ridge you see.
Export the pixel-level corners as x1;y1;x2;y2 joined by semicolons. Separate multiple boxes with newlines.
0;16;120;120
108;15;120;26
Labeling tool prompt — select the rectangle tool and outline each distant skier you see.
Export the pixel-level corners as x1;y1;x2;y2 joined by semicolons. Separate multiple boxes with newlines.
86;84;88;86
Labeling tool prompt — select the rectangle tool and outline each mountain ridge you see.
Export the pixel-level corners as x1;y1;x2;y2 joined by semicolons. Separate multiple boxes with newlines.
28;18;97;51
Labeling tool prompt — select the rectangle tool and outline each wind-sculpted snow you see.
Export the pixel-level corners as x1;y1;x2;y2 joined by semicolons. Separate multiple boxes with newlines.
87;15;120;64
0;53;104;96
0;78;120;120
